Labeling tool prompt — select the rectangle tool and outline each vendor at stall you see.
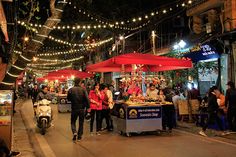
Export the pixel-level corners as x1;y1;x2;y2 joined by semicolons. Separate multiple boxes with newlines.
146;83;158;100
127;82;142;96
157;89;166;102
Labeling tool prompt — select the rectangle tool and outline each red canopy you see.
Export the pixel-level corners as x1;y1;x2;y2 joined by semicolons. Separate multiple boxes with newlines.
36;69;93;82
86;53;192;72
47;69;93;78
36;76;67;82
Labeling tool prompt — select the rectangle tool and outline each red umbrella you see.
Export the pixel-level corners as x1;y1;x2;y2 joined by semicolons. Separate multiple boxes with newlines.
86;52;192;72
47;69;93;78
36;76;66;82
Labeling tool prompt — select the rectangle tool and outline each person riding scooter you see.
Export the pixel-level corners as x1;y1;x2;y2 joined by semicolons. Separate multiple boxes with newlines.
36;85;52;101
35;86;53;135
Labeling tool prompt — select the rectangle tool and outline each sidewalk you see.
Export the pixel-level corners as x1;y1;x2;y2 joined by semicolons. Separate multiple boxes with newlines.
177;121;236;142
12;99;36;157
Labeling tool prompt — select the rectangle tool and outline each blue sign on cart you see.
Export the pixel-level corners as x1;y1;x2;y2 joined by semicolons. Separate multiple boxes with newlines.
127;106;161;119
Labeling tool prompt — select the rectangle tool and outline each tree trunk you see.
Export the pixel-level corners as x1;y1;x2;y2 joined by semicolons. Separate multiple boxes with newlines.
0;0;68;89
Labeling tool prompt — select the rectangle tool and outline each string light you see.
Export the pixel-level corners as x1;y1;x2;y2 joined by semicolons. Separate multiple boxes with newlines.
68;1;189;26
37;48;85;57
28;64;72;70
37;56;84;63
17;0;190;33
14;50;22;55
17;20;39;33
7;72;19;78
47;35;113;47
0;82;14;86
19;54;32;62
12;64;25;71
28;62;64;66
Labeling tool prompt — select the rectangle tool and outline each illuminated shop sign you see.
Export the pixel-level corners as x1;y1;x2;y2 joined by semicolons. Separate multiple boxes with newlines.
184;44;220;62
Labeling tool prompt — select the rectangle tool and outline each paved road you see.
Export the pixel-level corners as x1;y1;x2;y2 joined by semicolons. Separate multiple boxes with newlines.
21;100;236;157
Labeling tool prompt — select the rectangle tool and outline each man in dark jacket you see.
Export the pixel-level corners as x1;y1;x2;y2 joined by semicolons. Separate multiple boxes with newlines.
67;78;90;142
36;85;52;101
199;86;223;136
225;81;236;131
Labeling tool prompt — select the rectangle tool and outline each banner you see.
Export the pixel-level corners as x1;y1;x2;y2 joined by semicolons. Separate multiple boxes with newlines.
127;106;161;119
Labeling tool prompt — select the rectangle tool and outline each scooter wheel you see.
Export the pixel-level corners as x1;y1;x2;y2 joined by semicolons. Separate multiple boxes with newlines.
41;120;47;135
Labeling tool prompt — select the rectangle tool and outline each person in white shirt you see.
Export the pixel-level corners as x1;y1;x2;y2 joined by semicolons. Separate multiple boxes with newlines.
172;91;181;108
172;91;181;127
146;83;158;100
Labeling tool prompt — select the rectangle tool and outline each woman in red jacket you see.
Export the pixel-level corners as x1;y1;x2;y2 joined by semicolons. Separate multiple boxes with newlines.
89;82;104;135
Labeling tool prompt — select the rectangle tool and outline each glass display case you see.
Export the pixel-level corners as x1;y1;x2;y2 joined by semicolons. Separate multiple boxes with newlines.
0;90;13;125
0;90;13;149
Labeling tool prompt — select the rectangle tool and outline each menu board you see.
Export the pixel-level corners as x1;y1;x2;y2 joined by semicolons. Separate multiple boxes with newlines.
0;90;13;125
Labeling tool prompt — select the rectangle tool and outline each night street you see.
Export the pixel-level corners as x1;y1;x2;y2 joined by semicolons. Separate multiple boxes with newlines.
1;1;236;157
19;100;236;157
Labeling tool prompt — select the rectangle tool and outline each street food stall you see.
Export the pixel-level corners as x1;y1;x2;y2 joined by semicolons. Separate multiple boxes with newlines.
37;69;93;113
86;52;192;136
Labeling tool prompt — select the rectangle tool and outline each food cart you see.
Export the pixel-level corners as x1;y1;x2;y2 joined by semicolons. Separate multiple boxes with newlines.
57;94;71;112
113;100;174;136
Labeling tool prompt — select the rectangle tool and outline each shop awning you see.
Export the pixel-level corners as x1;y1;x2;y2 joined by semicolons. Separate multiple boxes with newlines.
86;52;192;72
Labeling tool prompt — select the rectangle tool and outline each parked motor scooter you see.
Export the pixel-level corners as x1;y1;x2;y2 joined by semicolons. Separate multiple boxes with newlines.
34;99;52;135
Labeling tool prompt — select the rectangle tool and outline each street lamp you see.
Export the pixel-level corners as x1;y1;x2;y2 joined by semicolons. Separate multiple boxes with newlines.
24;36;29;42
119;35;124;40
119;35;125;54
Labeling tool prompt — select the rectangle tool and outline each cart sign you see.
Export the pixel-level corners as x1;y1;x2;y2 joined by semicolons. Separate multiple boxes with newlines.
127;106;161;119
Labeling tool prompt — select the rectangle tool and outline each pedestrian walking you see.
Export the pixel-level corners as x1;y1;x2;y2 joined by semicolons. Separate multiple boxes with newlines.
101;84;114;131
67;78;90;142
199;86;224;137
225;81;236;132
88;82;104;135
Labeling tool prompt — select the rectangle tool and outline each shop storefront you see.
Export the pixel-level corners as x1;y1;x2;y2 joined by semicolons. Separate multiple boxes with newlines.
184;43;228;95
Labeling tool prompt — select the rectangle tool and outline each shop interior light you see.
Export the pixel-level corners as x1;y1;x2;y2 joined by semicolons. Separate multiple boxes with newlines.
179;40;186;48
173;40;186;50
173;44;179;50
